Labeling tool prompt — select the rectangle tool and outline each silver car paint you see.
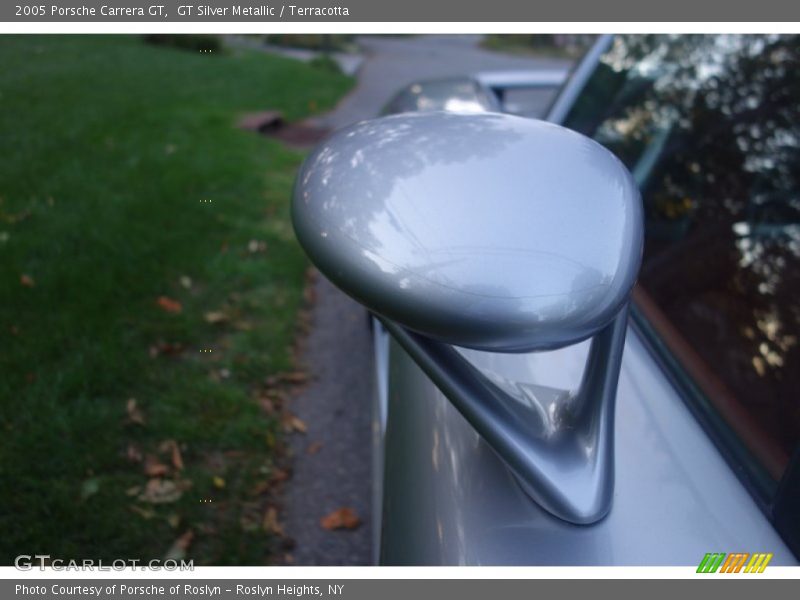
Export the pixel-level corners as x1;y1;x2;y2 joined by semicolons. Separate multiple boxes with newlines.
379;328;794;565
371;36;795;564
292;112;643;353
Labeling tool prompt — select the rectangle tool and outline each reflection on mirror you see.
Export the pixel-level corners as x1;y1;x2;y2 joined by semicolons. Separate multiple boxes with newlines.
292;112;642;353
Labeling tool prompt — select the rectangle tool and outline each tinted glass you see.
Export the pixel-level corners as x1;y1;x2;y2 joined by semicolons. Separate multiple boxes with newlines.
564;35;800;474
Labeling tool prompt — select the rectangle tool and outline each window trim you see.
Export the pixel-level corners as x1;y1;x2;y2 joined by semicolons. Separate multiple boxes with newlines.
630;286;782;509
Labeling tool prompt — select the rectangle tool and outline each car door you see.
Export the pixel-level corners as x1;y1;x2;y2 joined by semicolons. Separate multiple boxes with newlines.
375;34;799;565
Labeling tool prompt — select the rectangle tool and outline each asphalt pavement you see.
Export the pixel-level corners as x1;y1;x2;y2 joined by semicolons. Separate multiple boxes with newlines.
281;34;571;565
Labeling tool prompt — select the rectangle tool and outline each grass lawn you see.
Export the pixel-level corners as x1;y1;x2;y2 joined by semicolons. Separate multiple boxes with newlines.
0;35;352;565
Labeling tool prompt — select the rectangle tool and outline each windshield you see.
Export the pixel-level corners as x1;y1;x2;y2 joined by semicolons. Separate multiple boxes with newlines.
564;35;800;481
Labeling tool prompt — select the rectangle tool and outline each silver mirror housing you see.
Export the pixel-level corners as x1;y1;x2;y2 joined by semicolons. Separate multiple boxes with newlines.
292;112;642;353
292;112;643;524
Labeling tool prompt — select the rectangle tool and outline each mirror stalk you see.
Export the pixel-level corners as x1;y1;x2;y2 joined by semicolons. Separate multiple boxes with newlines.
381;305;629;525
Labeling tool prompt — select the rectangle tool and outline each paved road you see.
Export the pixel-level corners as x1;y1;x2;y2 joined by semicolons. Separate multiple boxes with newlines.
315;35;572;129
282;35;571;565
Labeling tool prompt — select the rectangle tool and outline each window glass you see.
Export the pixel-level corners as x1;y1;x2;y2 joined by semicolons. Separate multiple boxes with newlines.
564;35;800;476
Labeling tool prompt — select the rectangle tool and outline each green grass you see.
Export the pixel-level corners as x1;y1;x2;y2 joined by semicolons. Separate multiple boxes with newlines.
0;35;352;565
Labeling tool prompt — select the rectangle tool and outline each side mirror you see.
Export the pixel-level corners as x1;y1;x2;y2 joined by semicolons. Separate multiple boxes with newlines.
292;112;643;524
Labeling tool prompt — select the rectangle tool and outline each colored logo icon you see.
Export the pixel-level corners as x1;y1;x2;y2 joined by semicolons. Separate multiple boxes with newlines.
697;553;773;573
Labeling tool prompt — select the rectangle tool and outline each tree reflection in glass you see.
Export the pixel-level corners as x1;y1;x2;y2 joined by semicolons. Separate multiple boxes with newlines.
565;34;800;466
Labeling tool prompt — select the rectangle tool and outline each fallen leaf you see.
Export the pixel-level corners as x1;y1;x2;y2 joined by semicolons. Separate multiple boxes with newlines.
126;398;145;426
258;396;275;414
270;468;290;484
212;476;226;489
204;310;229;324
320;507;361;531
303;284;316;305
80;478;100;500
129;505;155;519
149;341;184;358
306;441;323;455
247;239;267;254
139;479;187;504
20;274;35;287
126;443;143;463
164;530;194;561
156;296;182;314
143;454;169;477
262;507;284;536
168;441;184;471
283;413;307;434
283;371;309;384
250;481;270;496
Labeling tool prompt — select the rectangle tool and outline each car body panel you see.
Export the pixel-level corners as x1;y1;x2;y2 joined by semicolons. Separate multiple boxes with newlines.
379;326;795;565
370;35;797;564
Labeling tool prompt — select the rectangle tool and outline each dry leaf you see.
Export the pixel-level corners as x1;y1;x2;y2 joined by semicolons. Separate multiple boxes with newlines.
270;468;290;484
165;530;194;561
283;413;307;434
126;398;145;426
139;479;186;504
126;443;143;463
258;396;275;414
149;341;184;358
247;239;267;254
213;476;226;489
320;507;361;531
156;296;182;314
20;274;35;287
283;371;308;384
171;442;184;471
143;454;169;477
233;320;254;331
250;481;270;496
204;311;229;324
129;505;155;519
158;440;184;471
262;507;284;536
306;441;323;455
